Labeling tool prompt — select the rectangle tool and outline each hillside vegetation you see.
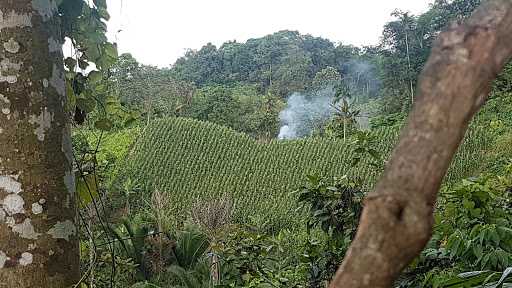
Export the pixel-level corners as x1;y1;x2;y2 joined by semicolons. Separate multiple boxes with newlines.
63;0;512;286
117;116;490;227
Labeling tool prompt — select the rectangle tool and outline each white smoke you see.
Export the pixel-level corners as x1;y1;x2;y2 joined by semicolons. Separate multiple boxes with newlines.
277;60;379;140
341;59;381;98
278;88;335;140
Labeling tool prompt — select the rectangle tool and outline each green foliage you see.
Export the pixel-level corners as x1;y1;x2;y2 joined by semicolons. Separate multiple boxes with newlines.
400;170;512;286
349;130;384;169
72;1;512;286
437;175;512;271
296;175;363;286
76;173;99;207
150;226;212;288
471;94;512;174
118;116;490;229
59;0;116;70
494;62;512;93
118;117;400;227
218;226;306;287
166;264;211;288
170;30;373;98
173;226;210;271
377;0;482;113
434;267;512;288
161;0;485;117
312;67;341;90
58;0;120;122
323;98;360;140
369;112;405;129
88;252;140;287
105;220;211;287
296;175;363;237
95;128;140;161
72;127;140;213
444;126;493;184
109;54;196;121
109;219;152;279
184;85;283;138
107;54;284;138
130;282;162;288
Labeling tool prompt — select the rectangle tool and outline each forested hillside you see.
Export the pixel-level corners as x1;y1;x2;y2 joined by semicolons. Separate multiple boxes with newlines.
98;0;512;143
2;0;511;287
67;1;512;287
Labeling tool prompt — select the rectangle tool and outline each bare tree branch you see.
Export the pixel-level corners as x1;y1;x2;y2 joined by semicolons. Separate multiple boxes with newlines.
330;1;512;287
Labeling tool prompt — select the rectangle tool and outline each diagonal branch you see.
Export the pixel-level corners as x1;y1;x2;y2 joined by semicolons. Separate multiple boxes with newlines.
330;1;512;287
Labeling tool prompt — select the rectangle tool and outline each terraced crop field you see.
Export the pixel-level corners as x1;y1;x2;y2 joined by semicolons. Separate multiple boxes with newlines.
118;117;490;227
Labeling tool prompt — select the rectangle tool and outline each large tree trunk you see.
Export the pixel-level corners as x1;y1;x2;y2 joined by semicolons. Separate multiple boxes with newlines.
330;1;512;287
0;0;79;287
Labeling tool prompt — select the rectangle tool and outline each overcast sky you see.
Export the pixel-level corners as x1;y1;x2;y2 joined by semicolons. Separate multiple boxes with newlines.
106;0;432;67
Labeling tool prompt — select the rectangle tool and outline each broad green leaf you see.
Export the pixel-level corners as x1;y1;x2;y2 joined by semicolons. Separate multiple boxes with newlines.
95;118;113;131
98;7;110;20
76;96;96;113
66;81;76;111
77;174;99;207
78;58;89;70
88;70;102;84
473;244;484;261
104;43;118;58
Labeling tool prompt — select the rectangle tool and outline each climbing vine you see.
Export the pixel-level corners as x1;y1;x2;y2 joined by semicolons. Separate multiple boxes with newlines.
58;0;123;130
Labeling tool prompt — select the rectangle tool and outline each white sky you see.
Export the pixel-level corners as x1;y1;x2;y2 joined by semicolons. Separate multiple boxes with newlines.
106;0;432;67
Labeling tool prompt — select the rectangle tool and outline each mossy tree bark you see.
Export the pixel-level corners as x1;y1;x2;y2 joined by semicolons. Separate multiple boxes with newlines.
330;1;512;287
0;0;79;287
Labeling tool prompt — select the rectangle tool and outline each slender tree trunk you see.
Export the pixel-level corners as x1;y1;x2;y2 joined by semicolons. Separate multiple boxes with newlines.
88;218;95;288
404;25;415;104
0;1;79;287
343;119;346;142
269;62;273;87
330;1;512;287
125;192;131;216
146;94;152;126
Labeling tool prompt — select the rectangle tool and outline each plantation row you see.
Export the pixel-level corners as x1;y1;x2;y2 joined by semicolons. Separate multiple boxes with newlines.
118;117;490;227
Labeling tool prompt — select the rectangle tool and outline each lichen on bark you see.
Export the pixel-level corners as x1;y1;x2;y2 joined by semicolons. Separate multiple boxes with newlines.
0;0;78;287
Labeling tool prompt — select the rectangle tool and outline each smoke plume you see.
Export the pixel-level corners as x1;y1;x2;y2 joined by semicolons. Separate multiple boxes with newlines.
278;88;335;139
341;59;381;98
278;60;379;140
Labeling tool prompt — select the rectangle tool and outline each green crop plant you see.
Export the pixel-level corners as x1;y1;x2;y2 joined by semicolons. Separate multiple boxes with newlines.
116;117;490;228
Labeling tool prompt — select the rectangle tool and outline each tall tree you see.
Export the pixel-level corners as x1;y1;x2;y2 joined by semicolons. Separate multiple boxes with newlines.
312;66;341;90
0;0;78;286
394;11;416;103
330;0;512;287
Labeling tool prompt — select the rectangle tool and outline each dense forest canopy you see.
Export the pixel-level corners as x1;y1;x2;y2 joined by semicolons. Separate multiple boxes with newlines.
104;0;504;142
